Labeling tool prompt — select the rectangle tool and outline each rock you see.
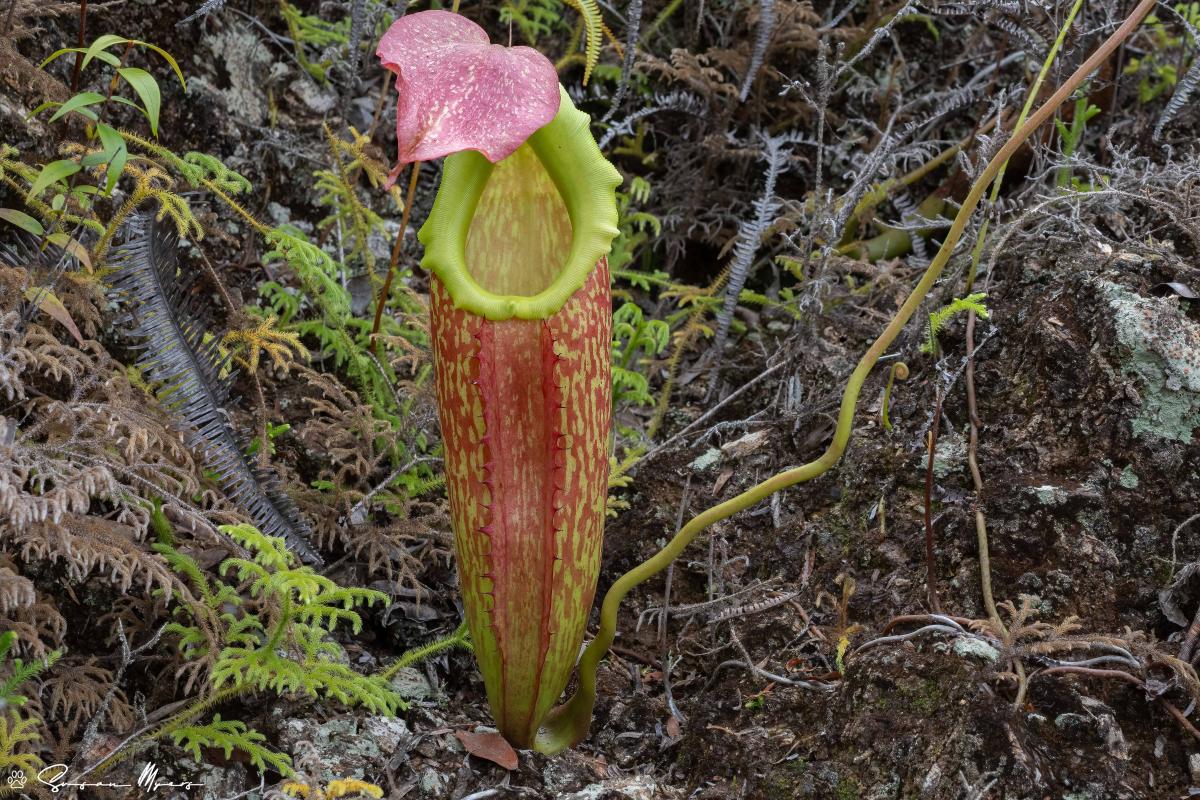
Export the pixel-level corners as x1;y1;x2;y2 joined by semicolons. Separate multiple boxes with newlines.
1118;464;1140;488
561;775;679;800
952;637;1000;664
689;447;721;472
1096;278;1200;444
274;712;410;783
1032;485;1068;506
929;429;967;479
204;28;274;126
419;766;445;795
289;77;339;114
389;666;440;702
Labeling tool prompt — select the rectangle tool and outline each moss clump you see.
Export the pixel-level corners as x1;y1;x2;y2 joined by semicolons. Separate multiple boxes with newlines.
1097;279;1200;443
835;775;862;800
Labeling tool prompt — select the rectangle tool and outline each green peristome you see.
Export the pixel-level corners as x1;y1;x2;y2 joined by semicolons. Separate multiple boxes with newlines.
418;86;622;321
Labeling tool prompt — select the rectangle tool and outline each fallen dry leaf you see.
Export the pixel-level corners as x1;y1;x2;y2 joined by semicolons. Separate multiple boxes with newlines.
455;729;518;770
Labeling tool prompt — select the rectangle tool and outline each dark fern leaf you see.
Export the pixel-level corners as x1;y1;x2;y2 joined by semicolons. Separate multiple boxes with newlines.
177;0;226;26
600;0;645;124
1155;8;1200;140
739;0;775;102
108;210;322;565
707;133;788;394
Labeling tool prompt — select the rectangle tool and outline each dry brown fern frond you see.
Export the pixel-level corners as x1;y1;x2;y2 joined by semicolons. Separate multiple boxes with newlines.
311;501;449;592
296;367;401;488
0;599;67;657
96;594;172;648
10;515;174;596
0;563;35;616
643;49;741;101
42;659;134;734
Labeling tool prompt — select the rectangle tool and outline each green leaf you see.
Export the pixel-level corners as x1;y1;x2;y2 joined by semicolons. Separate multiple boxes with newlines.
137;42;188;91
27;160;81;201
81;34;130;70
39;46;121;69
96;123;128;194
117;67;161;136
47;91;106;124
0;208;44;235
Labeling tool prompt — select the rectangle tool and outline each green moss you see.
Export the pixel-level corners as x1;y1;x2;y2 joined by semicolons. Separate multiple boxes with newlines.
835;775;862;800
1097;280;1200;443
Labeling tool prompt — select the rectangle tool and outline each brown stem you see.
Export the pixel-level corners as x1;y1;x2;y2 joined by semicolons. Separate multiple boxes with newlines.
104;41;135;103
252;373;270;471
71;0;88;92
197;248;238;314
371;162;421;356
367;70;392;142
924;388;943;614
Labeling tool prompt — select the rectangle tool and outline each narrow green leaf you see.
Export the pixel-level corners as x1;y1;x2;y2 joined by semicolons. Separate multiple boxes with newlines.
138;41;188;91
47;91;106;124
27;100;59;118
81;34;130;70
96;123;128;194
27;160;81;200
117;67;161;136
0;208;44;235
39;46;121;69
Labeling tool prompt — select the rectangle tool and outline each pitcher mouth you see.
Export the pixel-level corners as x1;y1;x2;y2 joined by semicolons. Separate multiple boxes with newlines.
418;86;622;322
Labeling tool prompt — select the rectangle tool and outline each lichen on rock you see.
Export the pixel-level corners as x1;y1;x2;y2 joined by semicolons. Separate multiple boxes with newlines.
1096;278;1200;443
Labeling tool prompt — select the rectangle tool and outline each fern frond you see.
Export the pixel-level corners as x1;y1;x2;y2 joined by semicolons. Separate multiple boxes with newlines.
172;713;293;776
0;711;42;777
1152;3;1200;138
109;212;321;564
264;226;350;326
0;632;63;707
563;0;603;83
222;315;309;373
709;134;788;389
920;293;989;355
739;0;776;102
601;0;644;122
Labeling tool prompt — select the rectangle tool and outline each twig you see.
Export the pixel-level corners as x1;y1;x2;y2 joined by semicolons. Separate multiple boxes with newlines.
965;308;1028;706
881;613;971;634
372;163;421;354
852;624;973;655
71;0;88;92
70;621;167;772
923;387;943;613
346;455;441;526
1171;512;1200;574
660;478;691;723
251;372;270;471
